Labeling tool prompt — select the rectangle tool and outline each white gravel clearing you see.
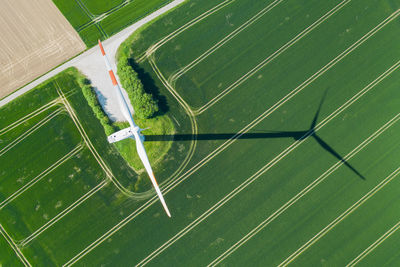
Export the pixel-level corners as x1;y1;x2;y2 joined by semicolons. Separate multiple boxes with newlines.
0;0;185;121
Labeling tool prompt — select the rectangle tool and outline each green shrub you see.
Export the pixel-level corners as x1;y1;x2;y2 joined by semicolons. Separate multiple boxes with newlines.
101;116;110;125
78;74;116;136
117;56;158;119
136;93;158;118
104;124;115;136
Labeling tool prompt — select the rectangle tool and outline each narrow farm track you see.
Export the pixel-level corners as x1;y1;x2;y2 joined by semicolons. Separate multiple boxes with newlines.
278;165;400;266
168;0;284;83
74;0;108;38
55;84;136;198
346;220;400;266
0;107;65;157
75;0;95;19
63;9;400;265
0;143;84;210
196;6;400;114
0;97;61;135
209;110;400;266
148;54;198;188
76;0;142;32
138;0;235;62
19;180;108;247
0;224;31;267
138;61;400;267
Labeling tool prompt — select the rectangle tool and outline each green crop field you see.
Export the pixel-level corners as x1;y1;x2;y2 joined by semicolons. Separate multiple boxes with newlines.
0;67;191;265
3;0;400;265
63;0;400;265
53;0;174;47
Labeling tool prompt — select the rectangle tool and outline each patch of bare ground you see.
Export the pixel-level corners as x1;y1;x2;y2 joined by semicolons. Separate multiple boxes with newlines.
0;0;85;98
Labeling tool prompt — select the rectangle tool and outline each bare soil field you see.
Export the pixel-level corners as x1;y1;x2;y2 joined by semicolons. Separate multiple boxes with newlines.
0;0;85;98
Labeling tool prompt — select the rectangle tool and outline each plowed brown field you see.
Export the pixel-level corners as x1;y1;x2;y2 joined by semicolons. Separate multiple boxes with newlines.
0;0;85;98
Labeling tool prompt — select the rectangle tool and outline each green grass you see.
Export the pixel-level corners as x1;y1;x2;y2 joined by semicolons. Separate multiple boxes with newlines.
127;0;224;59
0;82;60;129
0;113;81;203
53;0;174;47
100;0;173;37
0;105;60;148
81;0;123;15
357;227;400;266
0;235;24;266
169;0;343;109
0;148;104;240
113;114;175;191
52;0;91;29
77;24;104;48
0;69;111;264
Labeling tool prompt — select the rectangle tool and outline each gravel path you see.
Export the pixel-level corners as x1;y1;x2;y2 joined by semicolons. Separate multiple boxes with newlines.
0;0;185;121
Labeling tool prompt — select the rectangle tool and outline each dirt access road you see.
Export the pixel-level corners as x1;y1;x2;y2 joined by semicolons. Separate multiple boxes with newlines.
0;0;86;98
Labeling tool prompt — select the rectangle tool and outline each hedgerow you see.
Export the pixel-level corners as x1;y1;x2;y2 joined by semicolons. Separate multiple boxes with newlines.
117;56;159;119
77;76;115;136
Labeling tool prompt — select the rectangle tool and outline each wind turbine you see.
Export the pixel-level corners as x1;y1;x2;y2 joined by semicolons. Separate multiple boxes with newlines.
146;92;365;180
98;40;171;217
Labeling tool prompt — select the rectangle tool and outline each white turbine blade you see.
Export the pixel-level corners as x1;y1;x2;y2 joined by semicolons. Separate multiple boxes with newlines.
134;132;171;217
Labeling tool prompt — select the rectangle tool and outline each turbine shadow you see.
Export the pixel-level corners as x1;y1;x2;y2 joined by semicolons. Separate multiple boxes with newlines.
146;92;365;180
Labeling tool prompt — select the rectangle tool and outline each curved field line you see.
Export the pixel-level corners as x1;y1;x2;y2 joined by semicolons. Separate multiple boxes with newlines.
346;219;400;267
195;3;400;115
278;165;400;267
0;144;84;210
55;85;152;200
0;108;65;157
20;180;108;247
138;0;235;62
62;10;398;265
55;85;134;197
0;98;61;135
138;61;400;267
209;110;400;267
168;0;284;83
149;54;198;185
0;224;31;267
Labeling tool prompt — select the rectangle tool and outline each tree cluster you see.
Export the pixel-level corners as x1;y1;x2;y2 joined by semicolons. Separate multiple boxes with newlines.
117;56;158;119
78;77;115;135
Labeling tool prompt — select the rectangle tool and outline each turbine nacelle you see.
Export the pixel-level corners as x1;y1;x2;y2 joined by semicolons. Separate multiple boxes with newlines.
106;126;145;143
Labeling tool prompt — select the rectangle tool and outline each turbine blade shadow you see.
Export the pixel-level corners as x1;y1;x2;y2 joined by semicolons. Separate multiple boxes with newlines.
145;131;307;141
313;134;366;180
145;90;365;180
310;89;328;130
